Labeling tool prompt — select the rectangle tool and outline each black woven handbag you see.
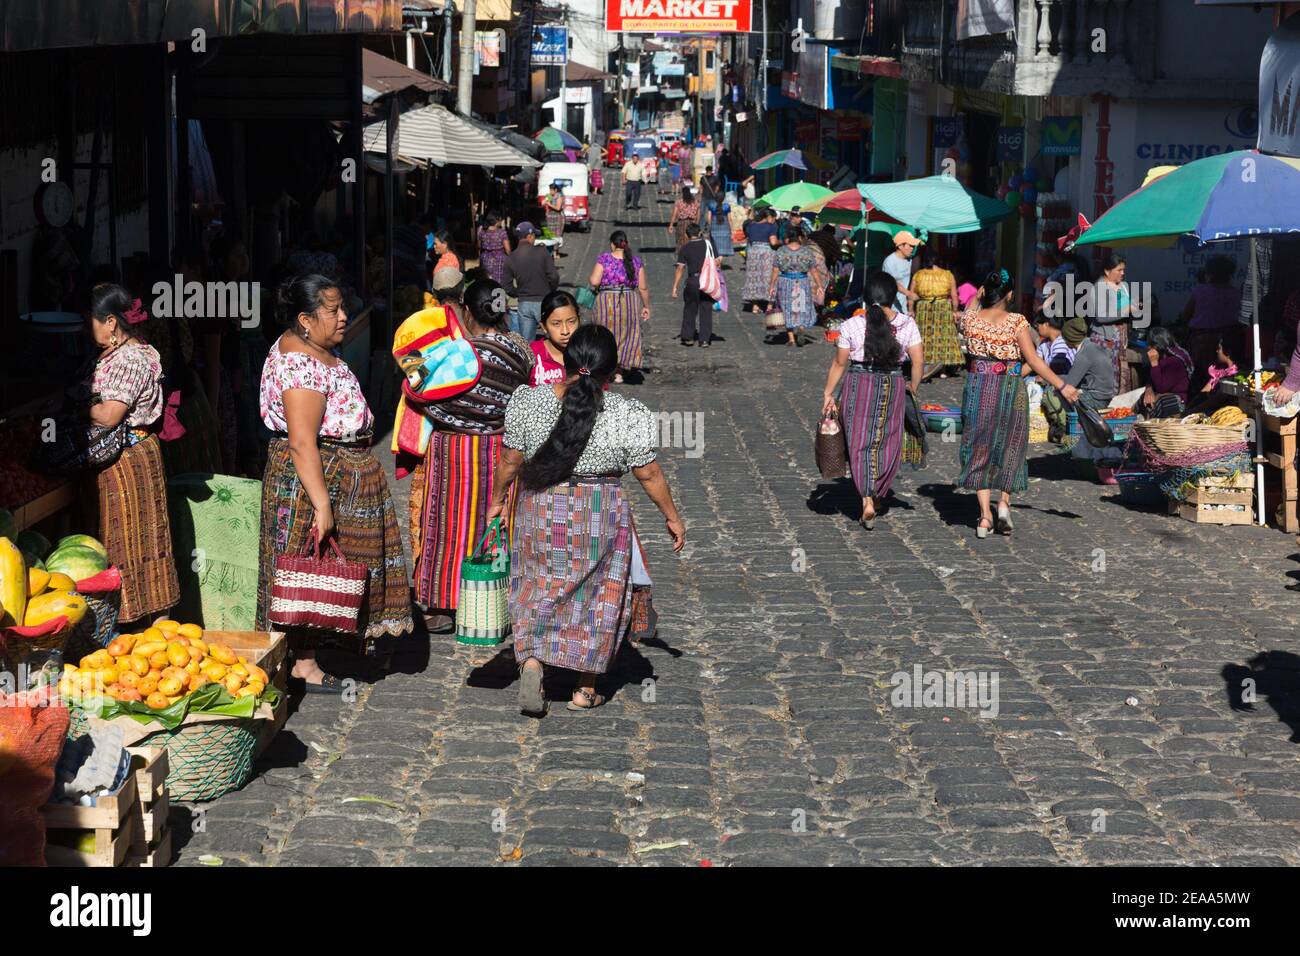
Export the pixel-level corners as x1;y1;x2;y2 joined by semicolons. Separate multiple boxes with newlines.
36;413;129;475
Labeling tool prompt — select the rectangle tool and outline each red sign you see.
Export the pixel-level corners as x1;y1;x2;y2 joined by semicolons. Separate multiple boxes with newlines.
606;0;752;32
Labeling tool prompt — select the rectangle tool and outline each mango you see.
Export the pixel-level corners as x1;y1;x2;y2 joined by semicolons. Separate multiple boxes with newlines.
144;692;169;710
209;643;237;666
137;675;159;695
133;640;166;658
157;676;184;697
118;671;140;689
117;687;142;702
223;674;244;694
45;572;75;592
106;634;136;657
165;642;190;668
235;686;258;699
201;662;228;681
26;567;50;598
128;654;150;677
188;637;209;657
148;651;169;670
177;623;203;640
141;627;166;644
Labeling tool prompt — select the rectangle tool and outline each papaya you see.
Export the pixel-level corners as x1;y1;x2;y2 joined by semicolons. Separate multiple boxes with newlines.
45;572;75;592
22;590;88;628
0;537;28;628
26;567;51;598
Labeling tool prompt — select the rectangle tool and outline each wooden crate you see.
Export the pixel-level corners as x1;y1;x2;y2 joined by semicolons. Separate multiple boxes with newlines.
126;746;168;806
126;826;172;868
42;773;141;867
1171;488;1254;525
138;792;169;844
1232;393;1297;532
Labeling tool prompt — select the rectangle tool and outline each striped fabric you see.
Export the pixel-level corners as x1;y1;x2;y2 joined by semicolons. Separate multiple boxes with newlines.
409;431;517;611
776;274;815;329
958;371;1030;493
511;477;633;674
840;367;907;500
594;288;644;369
915;297;963;367
743;242;775;302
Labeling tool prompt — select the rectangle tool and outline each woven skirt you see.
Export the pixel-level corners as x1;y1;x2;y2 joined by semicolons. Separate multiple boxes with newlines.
841;368;907;500
958;372;1029;494
546;209;565;238
915;296;963;367
594;289;643;369
255;437;412;644
777;274;815;329
95;434;181;624
409;430;517;612
511;477;633;674
743;242;774;302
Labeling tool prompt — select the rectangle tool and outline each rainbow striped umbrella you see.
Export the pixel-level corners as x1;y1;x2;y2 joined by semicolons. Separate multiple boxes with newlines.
750;149;808;171
534;127;583;152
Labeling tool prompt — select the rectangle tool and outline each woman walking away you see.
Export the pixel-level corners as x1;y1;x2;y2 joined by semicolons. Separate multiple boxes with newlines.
588;230;651;383
81;284;181;626
743;208;779;312
668;186;700;250
487;325;686;716
543;183;566;244
708;196;734;263
910;247;962;379
770;228;818;347
672;223;716;348
959;270;1079;538
257;275;413;691
408;279;533;632
821;272;923;530
477;212;512;285
1091;253;1136;394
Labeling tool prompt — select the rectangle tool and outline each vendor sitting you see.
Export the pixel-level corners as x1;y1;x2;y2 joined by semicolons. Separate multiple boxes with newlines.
1184;332;1241;417
1139;327;1194;419
1040;317;1116;442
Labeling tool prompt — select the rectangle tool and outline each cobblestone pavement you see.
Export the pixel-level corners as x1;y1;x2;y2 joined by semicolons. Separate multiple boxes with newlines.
174;182;1300;867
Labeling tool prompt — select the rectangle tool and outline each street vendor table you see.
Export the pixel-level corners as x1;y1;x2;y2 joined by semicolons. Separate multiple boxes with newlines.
1221;379;1297;532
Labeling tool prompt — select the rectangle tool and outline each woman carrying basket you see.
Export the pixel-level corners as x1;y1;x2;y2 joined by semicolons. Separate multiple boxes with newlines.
487;325;685;717
255;275;413;691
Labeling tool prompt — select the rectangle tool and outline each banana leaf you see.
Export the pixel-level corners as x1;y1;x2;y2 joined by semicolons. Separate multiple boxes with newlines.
76;681;282;731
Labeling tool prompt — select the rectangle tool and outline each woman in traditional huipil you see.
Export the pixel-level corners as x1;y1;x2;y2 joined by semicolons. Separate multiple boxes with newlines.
769;230;818;347
958;270;1079;539
587;231;651;384
909;247;962;379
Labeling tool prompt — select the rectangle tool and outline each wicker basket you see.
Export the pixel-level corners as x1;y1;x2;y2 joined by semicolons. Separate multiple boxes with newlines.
1134;419;1247;456
62;590;122;664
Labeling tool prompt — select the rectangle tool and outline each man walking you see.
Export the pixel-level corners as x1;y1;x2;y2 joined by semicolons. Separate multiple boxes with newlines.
671;223;716;348
622;154;645;210
501;221;559;342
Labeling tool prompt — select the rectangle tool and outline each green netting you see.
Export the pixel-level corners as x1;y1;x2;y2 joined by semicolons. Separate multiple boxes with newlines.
167;473;262;631
137;719;259;802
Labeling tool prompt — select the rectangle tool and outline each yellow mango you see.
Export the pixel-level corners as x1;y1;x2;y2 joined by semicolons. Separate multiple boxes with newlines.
209;643;237;666
133;640;166;658
26;567;50;598
165;642;190;668
177;623;203;640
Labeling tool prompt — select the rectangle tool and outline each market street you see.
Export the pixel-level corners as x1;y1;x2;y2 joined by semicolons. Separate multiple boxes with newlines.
173;185;1300;868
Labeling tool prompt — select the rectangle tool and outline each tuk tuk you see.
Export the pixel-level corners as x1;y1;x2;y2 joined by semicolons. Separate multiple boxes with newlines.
537;161;590;231
605;131;627;167
627;137;657;161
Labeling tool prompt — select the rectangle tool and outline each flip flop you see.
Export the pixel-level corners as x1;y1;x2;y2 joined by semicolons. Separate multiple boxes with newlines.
301;673;346;695
567;689;606;712
518;662;547;716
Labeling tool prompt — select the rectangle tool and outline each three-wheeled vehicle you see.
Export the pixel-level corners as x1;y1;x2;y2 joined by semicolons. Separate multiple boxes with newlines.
604;131;627;167
537;162;591;231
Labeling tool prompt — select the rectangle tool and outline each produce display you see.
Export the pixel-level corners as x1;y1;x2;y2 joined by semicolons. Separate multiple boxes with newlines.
0;421;64;511
1206;405;1249;428
0;532;106;628
1100;407;1134;420
57;620;271;710
1228;370;1281;388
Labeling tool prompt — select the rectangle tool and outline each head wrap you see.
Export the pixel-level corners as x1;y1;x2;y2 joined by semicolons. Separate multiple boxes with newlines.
124;298;149;325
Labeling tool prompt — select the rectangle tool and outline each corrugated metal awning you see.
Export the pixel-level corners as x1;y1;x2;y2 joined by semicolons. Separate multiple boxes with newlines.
363;104;541;168
361;48;449;103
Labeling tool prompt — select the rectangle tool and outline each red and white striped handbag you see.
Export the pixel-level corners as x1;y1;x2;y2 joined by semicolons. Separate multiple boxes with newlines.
270;538;369;632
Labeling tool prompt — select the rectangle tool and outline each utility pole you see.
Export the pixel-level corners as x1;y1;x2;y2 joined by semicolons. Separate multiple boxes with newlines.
455;0;477;115
560;5;569;134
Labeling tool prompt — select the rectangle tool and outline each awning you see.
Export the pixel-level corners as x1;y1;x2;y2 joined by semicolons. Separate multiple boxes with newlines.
362;48;449;104
830;54;901;79
363;104;541;168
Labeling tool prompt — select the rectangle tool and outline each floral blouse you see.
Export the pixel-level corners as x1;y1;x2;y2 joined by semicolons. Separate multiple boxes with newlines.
960;305;1029;362
91;342;164;428
596;251;642;290
259;336;374;438
504;384;656;475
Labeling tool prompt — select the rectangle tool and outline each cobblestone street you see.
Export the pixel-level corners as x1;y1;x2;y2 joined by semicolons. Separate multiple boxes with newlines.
175;184;1300;867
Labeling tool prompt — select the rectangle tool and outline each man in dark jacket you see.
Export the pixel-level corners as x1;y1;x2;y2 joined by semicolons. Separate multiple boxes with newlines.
501;221;559;342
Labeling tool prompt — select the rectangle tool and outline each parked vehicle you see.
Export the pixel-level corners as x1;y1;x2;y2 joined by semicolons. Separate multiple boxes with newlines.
537;161;590;231
627;137;657;161
605;131;627;166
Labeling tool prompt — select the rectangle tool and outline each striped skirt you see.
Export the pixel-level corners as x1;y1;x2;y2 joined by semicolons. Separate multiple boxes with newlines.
594;289;644;369
777;274;815;329
546;208;565;238
96;434;181;624
511;477;633;674
958;372;1029;494
743;242;774;302
915;297;963;367
255;437;412;643
409;430;518;612
841;368;907;500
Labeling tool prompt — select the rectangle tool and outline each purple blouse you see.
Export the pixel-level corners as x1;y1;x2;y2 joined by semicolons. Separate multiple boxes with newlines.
597;251;642;290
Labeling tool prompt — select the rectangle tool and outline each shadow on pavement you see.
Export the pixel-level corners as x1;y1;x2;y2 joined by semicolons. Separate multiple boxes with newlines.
1222;651;1300;743
465;637;659;707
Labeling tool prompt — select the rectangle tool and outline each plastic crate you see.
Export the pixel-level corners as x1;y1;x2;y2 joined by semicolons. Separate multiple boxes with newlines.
1116;471;1165;506
1068;411;1138;441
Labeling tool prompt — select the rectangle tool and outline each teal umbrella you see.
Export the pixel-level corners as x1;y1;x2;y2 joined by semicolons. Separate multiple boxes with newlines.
858;176;1011;234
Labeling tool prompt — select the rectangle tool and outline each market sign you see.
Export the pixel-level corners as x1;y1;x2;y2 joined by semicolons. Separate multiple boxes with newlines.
932;116;962;149
1259;12;1300;157
531;25;568;66
605;0;752;33
1042;115;1082;156
995;126;1025;162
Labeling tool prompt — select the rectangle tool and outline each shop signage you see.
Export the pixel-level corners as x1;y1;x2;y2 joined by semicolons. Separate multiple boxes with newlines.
605;0;752;32
995;126;1025;162
1042;116;1082;156
1259;12;1300;157
531;25;568;65
836;113;864;141
932;116;962;149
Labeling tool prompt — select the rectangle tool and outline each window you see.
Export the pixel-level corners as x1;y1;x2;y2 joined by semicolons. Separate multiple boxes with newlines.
706;51;715;71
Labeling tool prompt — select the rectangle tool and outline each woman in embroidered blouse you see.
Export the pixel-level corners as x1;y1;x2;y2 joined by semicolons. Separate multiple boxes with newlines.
407;279;533;632
1090;252;1136;394
82;284;181;625
821;272;924;530
769;232;818;346
255;274;412;692
959;271;1079;539
667;187;701;250
587;230;651;383
487;325;686;716
476;212;512;286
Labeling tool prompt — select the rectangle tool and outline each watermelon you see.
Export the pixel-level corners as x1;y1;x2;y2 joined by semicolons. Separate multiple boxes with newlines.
56;534;108;559
15;530;51;560
45;545;108;582
0;509;14;541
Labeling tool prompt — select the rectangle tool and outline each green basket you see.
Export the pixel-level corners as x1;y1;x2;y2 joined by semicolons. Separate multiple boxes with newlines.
455;518;511;646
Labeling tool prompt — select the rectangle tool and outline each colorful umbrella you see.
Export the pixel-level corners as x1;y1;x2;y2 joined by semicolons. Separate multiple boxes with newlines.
800;188;879;227
858;176;1011;234
752;182;834;212
534;127;583;152
750;149;808;171
1075;150;1300;248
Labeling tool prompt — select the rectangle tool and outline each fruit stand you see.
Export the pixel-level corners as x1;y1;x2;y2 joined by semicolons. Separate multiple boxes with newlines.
1220;377;1298;533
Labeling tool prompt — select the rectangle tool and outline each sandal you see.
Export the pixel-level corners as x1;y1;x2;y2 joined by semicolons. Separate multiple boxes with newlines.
518;661;547;716
996;504;1014;535
567;688;606;711
976;517;994;540
300;673;346;695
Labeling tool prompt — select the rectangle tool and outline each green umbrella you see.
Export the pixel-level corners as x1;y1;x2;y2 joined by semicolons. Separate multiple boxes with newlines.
753;182;835;212
858;176;1011;234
